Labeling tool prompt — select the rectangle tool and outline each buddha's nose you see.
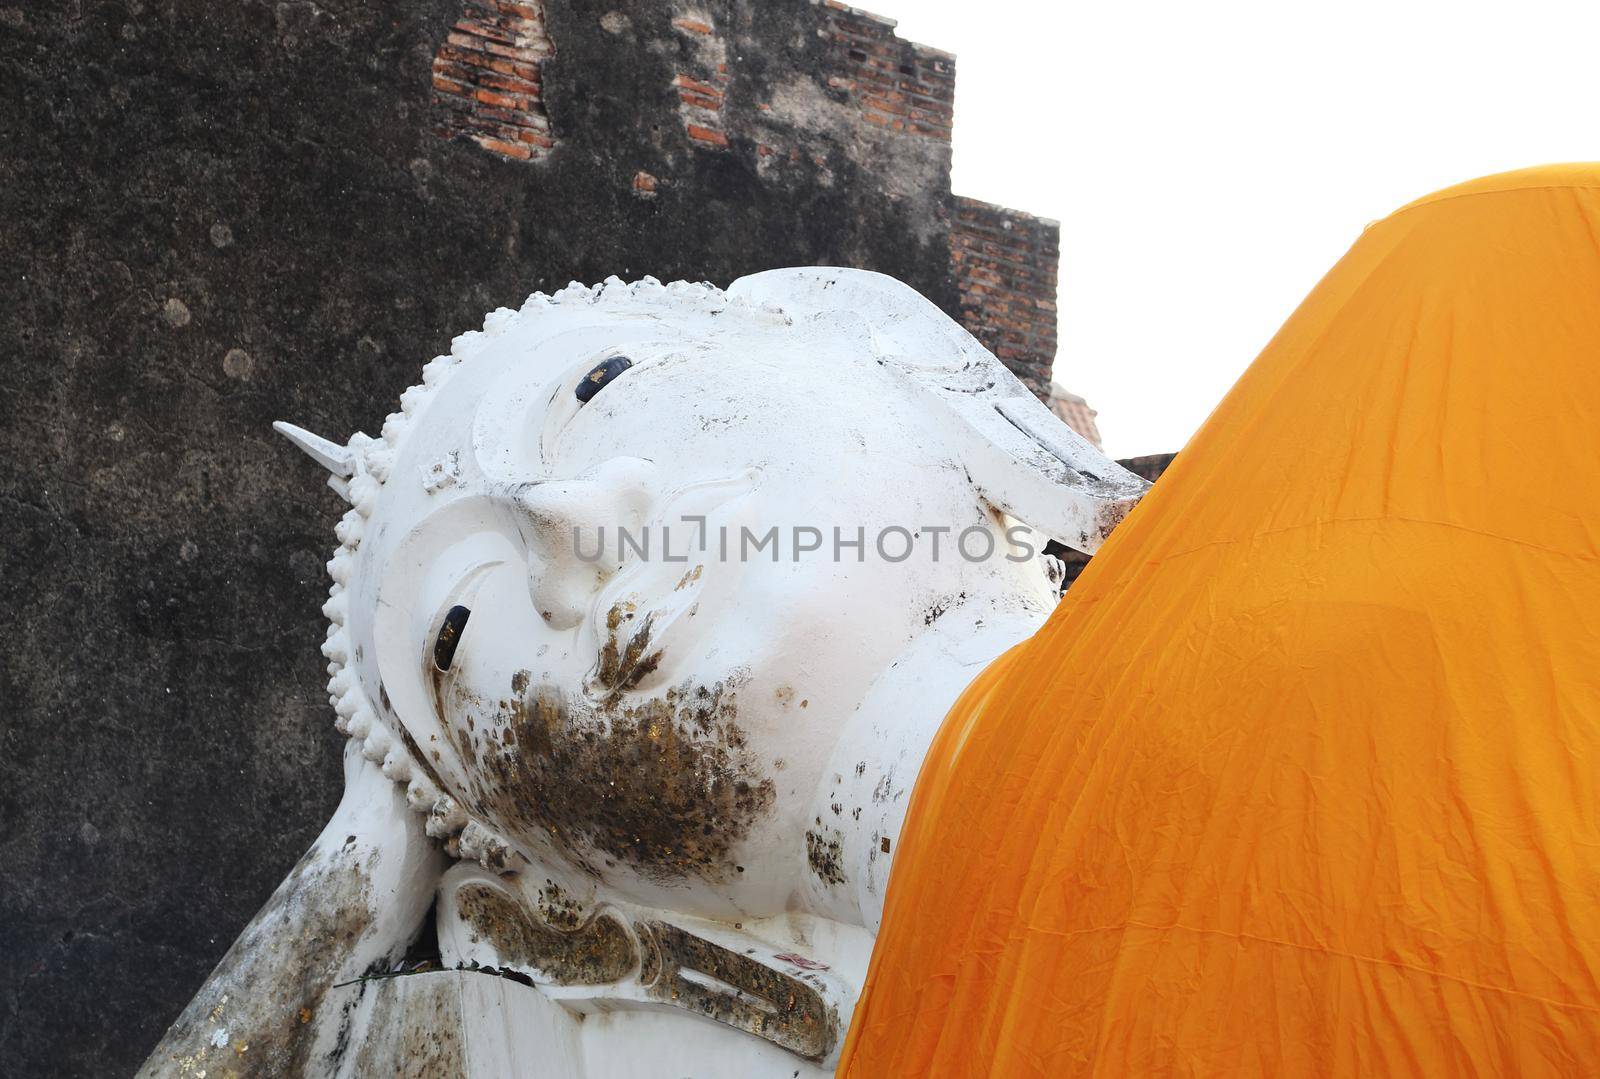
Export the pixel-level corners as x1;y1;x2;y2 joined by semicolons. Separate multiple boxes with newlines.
515;456;660;629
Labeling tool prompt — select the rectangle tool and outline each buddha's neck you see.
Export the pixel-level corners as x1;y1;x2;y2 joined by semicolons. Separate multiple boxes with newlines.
798;599;1049;932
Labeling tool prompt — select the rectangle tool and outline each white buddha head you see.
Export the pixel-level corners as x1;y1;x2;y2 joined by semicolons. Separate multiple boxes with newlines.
282;268;1146;921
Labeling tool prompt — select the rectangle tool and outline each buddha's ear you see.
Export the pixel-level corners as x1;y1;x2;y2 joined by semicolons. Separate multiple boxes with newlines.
728;267;1148;553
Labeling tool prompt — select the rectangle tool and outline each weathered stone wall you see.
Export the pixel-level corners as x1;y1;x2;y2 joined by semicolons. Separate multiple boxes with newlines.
814;1;955;141
0;1;1060;1074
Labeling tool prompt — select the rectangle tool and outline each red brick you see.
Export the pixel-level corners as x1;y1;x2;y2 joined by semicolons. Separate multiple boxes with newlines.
477;37;538;60
685;123;729;147
678;91;724;111
437;44;492;69
432;57;476;81
475;135;533;159
487;58;540;80
456;18;518;45
672;74;723;97
474;70;540;95
468;104;518;124
474;87;528;109
446;31;489;52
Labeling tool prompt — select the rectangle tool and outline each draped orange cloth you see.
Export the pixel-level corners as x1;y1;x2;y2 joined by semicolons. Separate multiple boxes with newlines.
841;165;1600;1077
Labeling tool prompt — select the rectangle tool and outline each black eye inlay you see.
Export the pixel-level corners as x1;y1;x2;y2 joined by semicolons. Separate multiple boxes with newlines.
433;605;471;672
575;354;633;403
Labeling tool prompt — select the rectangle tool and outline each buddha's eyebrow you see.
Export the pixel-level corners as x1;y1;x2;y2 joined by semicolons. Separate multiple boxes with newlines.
539;350;651;469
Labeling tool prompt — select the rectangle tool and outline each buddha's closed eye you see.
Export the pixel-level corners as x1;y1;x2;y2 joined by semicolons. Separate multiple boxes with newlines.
575;354;633;403
433;604;471;672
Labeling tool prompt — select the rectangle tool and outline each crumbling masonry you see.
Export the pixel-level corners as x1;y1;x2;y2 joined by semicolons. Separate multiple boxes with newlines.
432;0;1074;407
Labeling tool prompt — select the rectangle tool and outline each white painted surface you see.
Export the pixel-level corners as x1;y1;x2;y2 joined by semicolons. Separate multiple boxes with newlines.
150;269;1149;1076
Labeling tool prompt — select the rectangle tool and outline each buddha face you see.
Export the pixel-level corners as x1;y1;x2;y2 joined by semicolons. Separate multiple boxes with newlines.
323;273;1139;920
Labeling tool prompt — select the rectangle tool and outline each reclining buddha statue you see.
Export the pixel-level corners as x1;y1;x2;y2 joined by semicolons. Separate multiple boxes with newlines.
143;166;1600;1077
138;267;1149;1077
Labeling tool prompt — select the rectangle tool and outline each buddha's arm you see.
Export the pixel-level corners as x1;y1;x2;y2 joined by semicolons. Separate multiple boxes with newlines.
138;742;444;1078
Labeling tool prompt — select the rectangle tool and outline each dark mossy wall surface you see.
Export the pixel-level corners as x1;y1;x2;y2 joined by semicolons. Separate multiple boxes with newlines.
0;1;965;1073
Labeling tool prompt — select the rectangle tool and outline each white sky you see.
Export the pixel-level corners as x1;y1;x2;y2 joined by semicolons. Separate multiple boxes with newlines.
863;0;1600;457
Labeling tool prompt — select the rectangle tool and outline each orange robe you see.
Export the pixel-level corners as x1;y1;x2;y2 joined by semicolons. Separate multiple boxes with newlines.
841;165;1600;1077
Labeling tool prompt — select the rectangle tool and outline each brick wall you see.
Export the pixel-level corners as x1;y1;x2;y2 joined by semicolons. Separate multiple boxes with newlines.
431;0;555;160
660;1;955;164
427;1;1073;402
670;5;731;149
951;196;1060;401
816;1;955;141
